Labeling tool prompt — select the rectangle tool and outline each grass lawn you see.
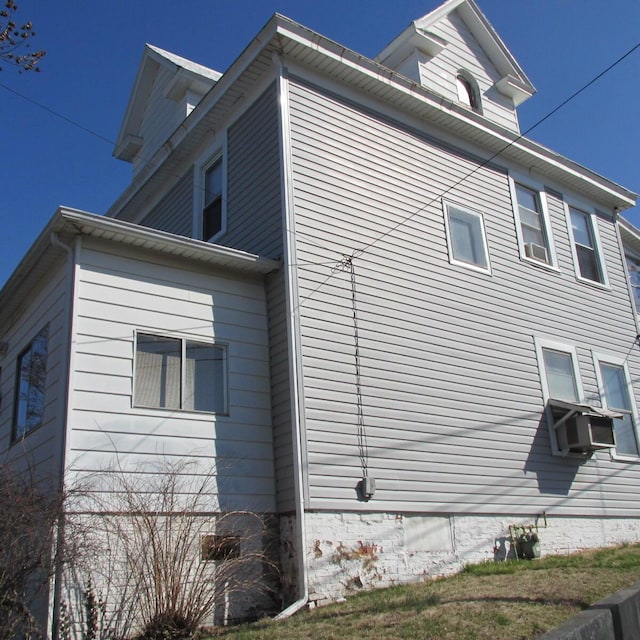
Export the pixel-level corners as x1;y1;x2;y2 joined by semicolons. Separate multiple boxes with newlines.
209;544;640;640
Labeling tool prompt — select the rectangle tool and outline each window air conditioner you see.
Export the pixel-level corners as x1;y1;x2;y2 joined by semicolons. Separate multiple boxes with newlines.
558;414;615;453
524;242;548;262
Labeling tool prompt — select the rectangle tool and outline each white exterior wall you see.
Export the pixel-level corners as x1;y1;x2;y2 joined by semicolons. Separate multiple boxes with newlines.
285;74;640;518
297;511;640;606
0;254;69;481
420;11;520;130
65;238;276;513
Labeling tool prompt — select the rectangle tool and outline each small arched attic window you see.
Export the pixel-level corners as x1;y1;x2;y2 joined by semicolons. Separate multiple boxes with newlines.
455;72;481;113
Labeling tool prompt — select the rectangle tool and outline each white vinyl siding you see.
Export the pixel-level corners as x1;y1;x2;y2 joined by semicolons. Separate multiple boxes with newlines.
419;11;520;131
286;76;640;517
0;259;68;479
65;240;275;512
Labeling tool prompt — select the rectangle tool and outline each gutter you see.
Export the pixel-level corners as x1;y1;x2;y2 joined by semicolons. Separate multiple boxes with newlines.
273;52;309;619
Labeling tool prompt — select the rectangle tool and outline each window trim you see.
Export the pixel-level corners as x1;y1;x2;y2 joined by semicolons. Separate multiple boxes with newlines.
12;324;49;441
534;337;584;457
593;351;640;461
443;201;491;274
565;203;609;288
194;141;227;243
133;330;228;416
455;70;482;113
508;176;558;270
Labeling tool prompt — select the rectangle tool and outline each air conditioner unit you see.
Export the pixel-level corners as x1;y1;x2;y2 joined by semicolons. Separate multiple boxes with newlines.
556;414;615;454
524;242;548;262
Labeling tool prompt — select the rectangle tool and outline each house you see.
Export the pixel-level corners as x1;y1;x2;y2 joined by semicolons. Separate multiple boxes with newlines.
1;0;640;633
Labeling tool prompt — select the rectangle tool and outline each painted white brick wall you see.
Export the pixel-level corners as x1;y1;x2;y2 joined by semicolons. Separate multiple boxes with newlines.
287;511;640;606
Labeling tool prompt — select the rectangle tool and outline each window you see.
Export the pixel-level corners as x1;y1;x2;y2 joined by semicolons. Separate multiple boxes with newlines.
455;73;480;112
541;347;580;403
595;357;639;457
513;183;553;265
13;325;49;439
202;157;223;241
568;207;606;284
135;333;226;413
444;203;490;272
201;534;241;562
625;253;640;311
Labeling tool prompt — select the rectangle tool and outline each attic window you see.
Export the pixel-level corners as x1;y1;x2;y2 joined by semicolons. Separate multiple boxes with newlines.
456;73;480;112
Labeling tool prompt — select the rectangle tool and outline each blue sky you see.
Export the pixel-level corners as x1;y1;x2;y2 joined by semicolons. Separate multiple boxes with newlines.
1;0;639;287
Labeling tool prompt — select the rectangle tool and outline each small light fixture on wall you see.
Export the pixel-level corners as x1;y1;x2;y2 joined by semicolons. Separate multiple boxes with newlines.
0;342;8;358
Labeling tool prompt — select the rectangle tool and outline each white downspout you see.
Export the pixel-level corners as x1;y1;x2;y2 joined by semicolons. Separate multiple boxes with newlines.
48;231;78;640
273;51;309;619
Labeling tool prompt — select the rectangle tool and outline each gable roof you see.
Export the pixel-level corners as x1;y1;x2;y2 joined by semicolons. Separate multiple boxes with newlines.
114;44;222;161
376;0;535;106
0;208;279;334
108;11;636;222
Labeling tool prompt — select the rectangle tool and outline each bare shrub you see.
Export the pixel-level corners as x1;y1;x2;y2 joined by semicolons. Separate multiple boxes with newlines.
0;464;64;640
63;460;279;639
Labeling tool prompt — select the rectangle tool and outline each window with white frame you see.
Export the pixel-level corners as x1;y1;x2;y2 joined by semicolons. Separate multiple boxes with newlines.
202;157;223;241
568;207;606;284
135;333;226;414
595;356;639;457
513;183;553;265
455;72;481;112
540;346;580;403
444;203;490;272
625;253;640;312
13;325;49;439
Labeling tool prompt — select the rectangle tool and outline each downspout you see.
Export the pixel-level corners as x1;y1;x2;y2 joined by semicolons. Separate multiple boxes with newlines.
48;231;79;640
273;51;309;619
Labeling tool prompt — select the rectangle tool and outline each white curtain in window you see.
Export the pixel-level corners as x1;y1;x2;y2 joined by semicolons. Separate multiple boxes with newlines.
543;349;578;402
136;335;181;409
184;342;224;413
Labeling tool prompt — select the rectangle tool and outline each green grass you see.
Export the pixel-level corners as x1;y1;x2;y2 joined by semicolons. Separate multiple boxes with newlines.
208;544;640;640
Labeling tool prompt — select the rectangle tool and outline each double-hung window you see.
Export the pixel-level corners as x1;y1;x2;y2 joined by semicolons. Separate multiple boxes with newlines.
595;356;639;457
202;157;223;241
444;203;490;273
625;253;640;312
513;183;553;266
568;207;606;285
540;345;580;404
13;325;49;439
135;333;226;414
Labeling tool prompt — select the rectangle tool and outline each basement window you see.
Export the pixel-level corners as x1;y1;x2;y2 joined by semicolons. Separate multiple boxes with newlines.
201;534;241;562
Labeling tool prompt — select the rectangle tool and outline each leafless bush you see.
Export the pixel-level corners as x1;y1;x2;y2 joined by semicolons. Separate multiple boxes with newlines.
63;460;279;640
0;464;64;640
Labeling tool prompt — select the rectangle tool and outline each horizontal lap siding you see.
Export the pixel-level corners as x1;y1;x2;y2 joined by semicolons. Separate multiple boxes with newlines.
424;12;519;131
287;78;640;517
0;258;68;482
67;241;275;512
141;168;194;236
223;83;294;512
223;83;282;259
